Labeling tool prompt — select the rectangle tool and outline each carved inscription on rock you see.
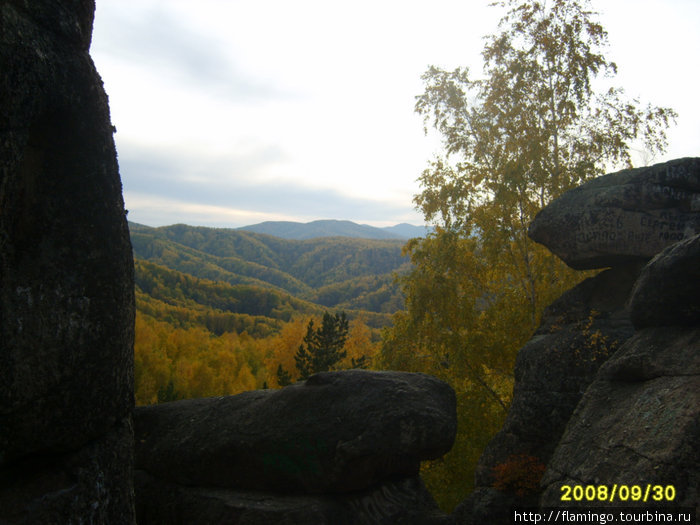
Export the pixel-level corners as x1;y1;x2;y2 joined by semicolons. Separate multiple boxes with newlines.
568;209;696;268
529;158;700;270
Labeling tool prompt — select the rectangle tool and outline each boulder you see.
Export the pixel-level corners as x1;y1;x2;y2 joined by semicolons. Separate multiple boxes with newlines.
135;471;452;525
457;162;700;523
134;370;457;494
528;158;700;269
0;0;135;522
453;265;639;524
452;487;518;525
629;233;700;328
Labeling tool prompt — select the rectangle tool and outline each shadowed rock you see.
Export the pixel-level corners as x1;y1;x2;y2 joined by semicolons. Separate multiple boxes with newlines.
453;264;640;524
540;326;700;511
135;370;457;495
629;233;700;328
0;0;135;522
540;234;700;514
135;472;453;525
456;163;700;524
528;158;700;269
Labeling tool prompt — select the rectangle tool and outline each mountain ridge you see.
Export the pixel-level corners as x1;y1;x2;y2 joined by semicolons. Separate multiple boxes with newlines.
238;219;430;240
129;223;409;328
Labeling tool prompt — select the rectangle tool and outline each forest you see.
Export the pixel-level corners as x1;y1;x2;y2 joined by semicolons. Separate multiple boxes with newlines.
131;224;401;405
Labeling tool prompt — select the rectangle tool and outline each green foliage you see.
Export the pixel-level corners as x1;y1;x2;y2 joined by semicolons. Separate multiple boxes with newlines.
134;259;319;336
133;255;384;402
383;0;676;511
131;224;409;319
294;312;349;379
309;273;406;313
276;364;293;387
421;387;507;511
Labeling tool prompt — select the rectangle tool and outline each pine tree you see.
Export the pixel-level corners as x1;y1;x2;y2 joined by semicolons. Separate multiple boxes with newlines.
276;364;293;387
294;312;349;379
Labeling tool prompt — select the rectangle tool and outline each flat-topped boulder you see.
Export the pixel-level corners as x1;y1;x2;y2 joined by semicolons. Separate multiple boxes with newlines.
134;370;457;494
528;158;700;269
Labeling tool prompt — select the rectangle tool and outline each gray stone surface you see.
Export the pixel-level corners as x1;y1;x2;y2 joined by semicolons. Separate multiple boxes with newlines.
135;370;457;495
0;0;135;522
540;326;700;512
452;264;641;525
540;234;700;513
528;158;700;269
473;265;639;490
135;471;453;525
456;159;700;523
0;417;135;525
452;487;519;525
629;233;700;328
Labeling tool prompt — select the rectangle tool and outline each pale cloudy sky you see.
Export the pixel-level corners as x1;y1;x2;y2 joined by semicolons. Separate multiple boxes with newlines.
90;0;700;228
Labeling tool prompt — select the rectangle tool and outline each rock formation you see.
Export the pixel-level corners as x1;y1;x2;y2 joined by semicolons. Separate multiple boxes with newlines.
454;264;642;524
455;158;700;524
2;1;695;521
0;1;135;523
134;370;457;524
540;233;700;514
528;157;700;269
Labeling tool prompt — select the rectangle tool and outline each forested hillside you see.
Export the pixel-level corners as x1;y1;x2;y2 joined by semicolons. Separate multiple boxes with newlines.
129;222;407;405
130;222;408;315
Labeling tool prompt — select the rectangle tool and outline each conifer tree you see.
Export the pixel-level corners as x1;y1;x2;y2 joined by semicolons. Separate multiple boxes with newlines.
295;312;349;379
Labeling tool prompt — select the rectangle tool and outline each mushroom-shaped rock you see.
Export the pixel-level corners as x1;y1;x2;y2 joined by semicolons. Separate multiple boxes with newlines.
134;370;457;494
528;158;700;269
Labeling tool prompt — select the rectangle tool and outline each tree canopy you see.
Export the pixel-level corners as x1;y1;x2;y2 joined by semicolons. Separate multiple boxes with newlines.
381;0;676;511
294;312;349;380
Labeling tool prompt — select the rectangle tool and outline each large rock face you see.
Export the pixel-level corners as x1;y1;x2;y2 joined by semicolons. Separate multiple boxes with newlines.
629;233;700;328
473;264;640;486
528;158;700;270
135;370;457;524
0;0;135;522
541;234;700;514
453;264;640;524
456;161;699;523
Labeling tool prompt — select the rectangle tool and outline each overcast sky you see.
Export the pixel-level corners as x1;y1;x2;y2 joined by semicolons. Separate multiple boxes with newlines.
90;0;700;228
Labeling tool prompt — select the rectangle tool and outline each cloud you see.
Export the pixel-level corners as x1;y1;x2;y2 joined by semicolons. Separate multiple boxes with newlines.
118;145;421;228
92;2;283;101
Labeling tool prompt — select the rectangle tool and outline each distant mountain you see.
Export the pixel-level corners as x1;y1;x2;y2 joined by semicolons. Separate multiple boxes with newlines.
381;223;432;239
128;223;410;328
238;219;429;240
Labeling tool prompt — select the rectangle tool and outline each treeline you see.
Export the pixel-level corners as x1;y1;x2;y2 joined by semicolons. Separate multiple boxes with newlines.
133;256;385;405
134;311;380;405
135;258;318;329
